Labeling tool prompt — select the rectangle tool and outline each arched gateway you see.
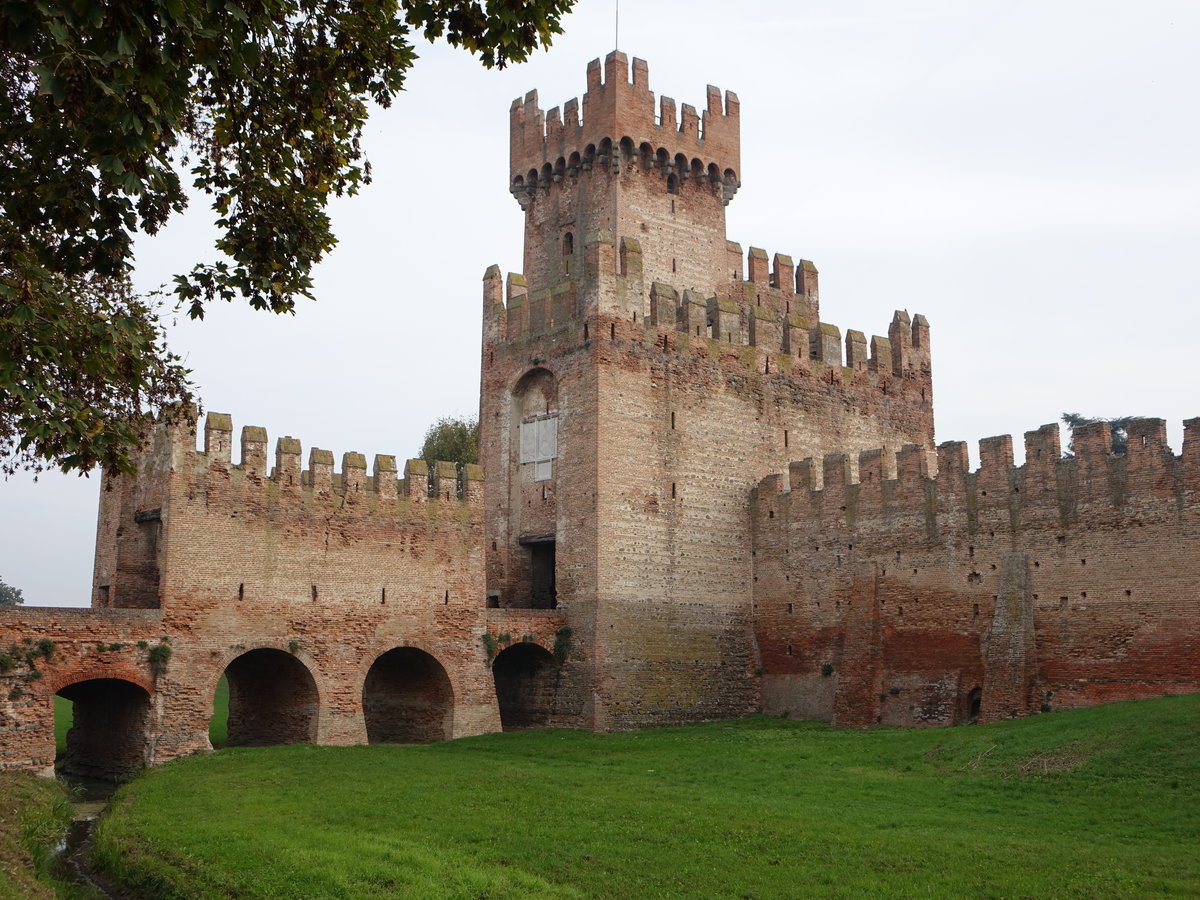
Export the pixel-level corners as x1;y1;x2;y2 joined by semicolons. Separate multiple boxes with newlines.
56;678;151;780
362;648;454;743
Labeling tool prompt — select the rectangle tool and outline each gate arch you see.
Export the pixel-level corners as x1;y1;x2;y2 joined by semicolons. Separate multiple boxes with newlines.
492;642;558;730
362;647;454;743
55;677;152;780
222;648;320;746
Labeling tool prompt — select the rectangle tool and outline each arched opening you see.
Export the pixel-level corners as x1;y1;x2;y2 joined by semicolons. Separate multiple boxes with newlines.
492;643;559;730
56;678;151;781
563;231;574;256
224;648;319;746
964;687;983;723
362;647;454;743
667;173;678;195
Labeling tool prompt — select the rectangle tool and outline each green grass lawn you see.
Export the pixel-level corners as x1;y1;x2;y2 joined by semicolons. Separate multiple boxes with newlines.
209;675;228;748
91;696;1200;899
53;696;71;755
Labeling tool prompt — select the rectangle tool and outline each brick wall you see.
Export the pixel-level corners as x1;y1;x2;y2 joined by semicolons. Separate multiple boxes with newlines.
753;418;1200;727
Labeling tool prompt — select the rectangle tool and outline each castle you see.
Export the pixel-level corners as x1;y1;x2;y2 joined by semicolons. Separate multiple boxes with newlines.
1;54;1197;778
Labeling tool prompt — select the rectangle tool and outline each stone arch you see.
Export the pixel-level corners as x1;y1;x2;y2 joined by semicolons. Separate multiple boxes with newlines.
56;677;152;780
362;647;454;743
222;648;320;746
963;686;983;723
513;366;558;417
492;642;559;730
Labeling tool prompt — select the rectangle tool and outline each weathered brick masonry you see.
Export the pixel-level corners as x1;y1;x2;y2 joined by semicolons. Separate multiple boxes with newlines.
1;53;1196;775
752;419;1200;727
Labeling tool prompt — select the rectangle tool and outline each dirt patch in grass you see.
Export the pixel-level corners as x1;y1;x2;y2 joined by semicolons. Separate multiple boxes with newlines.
1016;746;1093;776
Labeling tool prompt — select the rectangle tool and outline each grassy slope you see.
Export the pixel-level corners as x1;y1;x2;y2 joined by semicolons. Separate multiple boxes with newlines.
0;774;71;900
93;696;1199;899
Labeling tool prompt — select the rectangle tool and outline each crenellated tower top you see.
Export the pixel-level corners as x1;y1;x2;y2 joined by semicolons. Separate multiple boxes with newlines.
509;51;741;210
508;52;743;301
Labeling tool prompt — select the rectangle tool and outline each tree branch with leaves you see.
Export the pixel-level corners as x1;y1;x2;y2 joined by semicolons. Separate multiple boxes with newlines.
1;0;573;475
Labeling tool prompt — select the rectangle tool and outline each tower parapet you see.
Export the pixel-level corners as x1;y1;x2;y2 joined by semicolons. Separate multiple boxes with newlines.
510;51;740;210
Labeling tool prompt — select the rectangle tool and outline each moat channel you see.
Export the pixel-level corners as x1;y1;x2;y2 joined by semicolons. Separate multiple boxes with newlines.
51;774;128;899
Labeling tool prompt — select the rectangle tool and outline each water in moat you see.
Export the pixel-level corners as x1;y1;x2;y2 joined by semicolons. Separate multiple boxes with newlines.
50;772;129;899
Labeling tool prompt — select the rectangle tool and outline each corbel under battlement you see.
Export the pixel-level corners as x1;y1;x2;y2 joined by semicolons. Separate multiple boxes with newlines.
509;51;741;207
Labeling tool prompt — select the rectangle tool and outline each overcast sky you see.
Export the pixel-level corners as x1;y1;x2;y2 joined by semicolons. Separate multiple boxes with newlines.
5;1;1198;606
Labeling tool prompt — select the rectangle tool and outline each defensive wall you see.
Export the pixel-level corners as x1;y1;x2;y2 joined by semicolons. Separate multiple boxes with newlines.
752;418;1200;728
0;413;567;777
4;51;1198;776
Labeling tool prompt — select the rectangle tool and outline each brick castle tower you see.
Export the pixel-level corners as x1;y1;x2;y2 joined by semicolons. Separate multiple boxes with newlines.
480;52;935;729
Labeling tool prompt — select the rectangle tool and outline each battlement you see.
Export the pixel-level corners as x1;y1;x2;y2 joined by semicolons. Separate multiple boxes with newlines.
170;412;484;508
510;51;741;208
755;418;1200;530
484;242;930;386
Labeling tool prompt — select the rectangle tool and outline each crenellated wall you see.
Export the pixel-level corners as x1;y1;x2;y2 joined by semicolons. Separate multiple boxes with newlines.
0;412;531;776
751;418;1200;727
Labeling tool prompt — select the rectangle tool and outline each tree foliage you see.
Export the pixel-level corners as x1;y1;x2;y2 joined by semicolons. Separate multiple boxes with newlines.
419;415;478;469
1061;412;1133;456
0;575;23;606
1;0;572;475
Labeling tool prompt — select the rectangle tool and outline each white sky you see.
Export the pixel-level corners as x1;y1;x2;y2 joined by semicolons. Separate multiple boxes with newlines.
4;0;1198;606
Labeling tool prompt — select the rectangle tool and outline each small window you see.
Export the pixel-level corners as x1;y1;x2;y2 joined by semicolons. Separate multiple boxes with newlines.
563;232;574;256
667;173;678;195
